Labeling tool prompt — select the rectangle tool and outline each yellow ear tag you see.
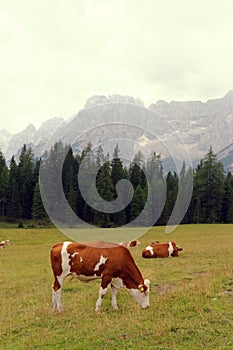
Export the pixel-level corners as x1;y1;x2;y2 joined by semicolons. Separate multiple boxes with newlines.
140;286;145;292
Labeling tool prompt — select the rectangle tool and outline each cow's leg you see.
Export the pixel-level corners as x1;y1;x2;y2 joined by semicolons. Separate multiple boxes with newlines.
95;276;112;312
95;286;108;312
52;275;65;312
111;284;119;310
110;278;123;310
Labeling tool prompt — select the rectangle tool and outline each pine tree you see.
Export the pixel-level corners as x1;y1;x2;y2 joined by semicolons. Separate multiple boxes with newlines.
147;151;163;181
111;145;125;191
62;147;79;219
0;163;9;218
175;163;193;224
40;141;70;223
146;151;165;225
221;172;233;223
127;152;147;224
96;145;105;169
194;147;225;223
160;171;178;225
94;160;114;227
32;159;41;187
0;151;6;174
148;172;166;226
6;156;20;220
110;145;127;226
18;145;34;219
129;151;146;189
129;185;147;225
181;167;194;224
32;180;48;221
76;142;95;224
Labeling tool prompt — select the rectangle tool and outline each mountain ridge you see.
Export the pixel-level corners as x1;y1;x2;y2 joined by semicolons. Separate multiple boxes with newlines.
1;92;233;171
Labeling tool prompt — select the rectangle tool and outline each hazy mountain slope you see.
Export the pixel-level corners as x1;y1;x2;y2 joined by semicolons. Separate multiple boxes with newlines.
1;92;233;172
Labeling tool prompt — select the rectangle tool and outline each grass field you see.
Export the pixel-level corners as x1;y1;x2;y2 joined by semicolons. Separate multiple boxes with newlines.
0;224;233;350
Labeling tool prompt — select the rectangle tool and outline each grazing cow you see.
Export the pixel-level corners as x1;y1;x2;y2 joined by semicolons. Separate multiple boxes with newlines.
50;241;150;312
119;239;141;248
0;239;10;249
142;241;183;258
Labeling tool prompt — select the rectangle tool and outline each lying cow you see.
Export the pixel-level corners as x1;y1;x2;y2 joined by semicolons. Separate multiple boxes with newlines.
119;239;141;248
50;241;150;312
142;241;183;258
0;239;10;249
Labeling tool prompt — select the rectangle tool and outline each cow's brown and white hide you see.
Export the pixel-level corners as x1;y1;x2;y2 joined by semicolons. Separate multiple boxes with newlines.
0;239;10;249
50;241;150;312
119;239;141;248
142;241;183;258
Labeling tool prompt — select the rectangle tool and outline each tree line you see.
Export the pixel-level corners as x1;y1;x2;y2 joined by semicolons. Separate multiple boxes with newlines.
0;142;232;226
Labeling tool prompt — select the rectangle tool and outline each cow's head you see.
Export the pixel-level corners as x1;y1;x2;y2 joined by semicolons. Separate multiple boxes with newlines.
130;279;150;308
129;240;141;247
171;242;183;257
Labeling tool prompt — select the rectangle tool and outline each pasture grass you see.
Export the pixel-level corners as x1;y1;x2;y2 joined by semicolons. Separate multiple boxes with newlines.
0;224;233;349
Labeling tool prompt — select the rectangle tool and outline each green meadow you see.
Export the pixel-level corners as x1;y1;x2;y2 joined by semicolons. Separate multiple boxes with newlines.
0;224;233;350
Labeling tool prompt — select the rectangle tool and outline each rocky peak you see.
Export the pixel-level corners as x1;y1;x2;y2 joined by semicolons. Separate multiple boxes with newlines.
38;117;64;131
223;89;233;103
84;94;144;108
24;123;36;133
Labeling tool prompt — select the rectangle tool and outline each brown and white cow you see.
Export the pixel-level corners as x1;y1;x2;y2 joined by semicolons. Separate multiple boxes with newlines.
0;239;10;249
50;241;150;312
119;239;141;248
142;241;183;258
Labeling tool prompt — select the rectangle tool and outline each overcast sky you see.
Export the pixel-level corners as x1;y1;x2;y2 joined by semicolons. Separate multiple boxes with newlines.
1;0;233;134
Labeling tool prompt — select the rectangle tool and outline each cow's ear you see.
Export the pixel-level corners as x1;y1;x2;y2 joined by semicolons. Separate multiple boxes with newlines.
144;279;150;287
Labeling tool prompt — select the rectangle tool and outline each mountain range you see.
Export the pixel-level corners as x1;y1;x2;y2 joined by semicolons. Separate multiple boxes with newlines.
1;91;233;172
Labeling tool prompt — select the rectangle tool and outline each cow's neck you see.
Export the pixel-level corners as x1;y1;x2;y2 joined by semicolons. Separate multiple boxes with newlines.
122;260;144;289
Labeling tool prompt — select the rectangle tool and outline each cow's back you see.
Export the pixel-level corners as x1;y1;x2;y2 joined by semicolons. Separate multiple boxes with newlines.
51;241;135;277
67;242;132;273
153;243;169;257
142;243;169;258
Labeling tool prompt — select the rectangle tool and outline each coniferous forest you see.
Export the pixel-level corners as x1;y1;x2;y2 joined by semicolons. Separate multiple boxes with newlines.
0;141;233;227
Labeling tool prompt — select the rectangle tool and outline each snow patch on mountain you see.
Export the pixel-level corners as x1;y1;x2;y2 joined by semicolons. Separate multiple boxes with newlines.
1;92;233;172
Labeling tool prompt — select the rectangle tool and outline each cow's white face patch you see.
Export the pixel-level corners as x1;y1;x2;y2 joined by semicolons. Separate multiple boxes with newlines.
145;246;154;256
130;279;150;309
168;242;174;257
94;255;108;271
